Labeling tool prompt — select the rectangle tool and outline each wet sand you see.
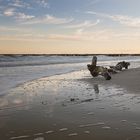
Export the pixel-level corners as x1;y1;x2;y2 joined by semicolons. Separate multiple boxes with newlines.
109;68;140;93
1;68;140;140
84;67;140;93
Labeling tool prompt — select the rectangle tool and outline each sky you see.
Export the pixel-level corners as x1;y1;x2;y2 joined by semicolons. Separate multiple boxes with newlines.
1;0;140;54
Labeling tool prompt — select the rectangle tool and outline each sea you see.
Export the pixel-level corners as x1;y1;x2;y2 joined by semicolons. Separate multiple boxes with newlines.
0;54;140;96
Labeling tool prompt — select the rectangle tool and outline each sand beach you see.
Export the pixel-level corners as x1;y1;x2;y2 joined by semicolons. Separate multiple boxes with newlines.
1;64;140;140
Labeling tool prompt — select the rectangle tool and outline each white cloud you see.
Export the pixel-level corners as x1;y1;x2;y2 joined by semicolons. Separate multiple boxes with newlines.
36;0;49;8
86;11;140;28
64;20;100;29
75;28;84;35
0;26;20;32
48;28;140;42
2;3;70;25
0;33;50;42
0;26;33;33
22;15;73;25
15;13;35;20
3;8;15;16
8;0;30;8
1;27;140;42
3;7;35;20
110;15;140;28
0;0;49;10
48;34;82;41
48;30;112;41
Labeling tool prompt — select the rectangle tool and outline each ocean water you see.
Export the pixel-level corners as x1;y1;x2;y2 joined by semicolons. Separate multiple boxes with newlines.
0;55;140;95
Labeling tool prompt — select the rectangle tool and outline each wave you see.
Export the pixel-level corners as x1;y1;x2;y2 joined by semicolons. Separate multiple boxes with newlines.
0;55;140;67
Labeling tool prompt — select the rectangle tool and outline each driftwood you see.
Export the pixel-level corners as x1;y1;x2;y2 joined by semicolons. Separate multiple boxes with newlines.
87;64;111;80
110;61;130;71
87;56;111;80
87;56;130;80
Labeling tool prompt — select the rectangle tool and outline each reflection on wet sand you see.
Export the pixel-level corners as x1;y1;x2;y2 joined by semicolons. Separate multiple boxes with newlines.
1;70;140;140
93;84;99;94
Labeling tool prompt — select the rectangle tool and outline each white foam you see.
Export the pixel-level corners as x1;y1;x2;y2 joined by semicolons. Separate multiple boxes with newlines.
34;133;44;136
135;127;140;130
45;130;54;134
10;135;29;140
84;131;90;134
102;126;111;129
121;120;127;122
59;128;68;131
68;133;78;136
34;137;44;140
87;112;94;115
79;122;105;128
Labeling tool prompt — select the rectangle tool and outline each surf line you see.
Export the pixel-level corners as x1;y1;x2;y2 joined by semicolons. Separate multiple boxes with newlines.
10;135;29;140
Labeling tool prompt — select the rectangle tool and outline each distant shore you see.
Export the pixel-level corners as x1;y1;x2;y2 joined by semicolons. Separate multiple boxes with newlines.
1;54;140;56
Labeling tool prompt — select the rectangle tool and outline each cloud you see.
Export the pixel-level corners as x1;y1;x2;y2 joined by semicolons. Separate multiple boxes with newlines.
0;0;49;10
0;28;106;42
48;27;140;42
48;34;82;41
22;15;73;25
8;0;30;8
15;12;35;20
0;26;33;33
1;27;140;42
2;2;70;25
3;8;15;16
0;26;20;32
86;11;140;28
110;15;140;28
0;34;48;41
48;30;112;41
64;20;100;29
36;0;49;8
90;0;100;5
3;7;35;20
